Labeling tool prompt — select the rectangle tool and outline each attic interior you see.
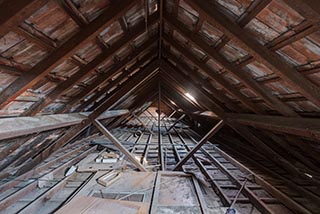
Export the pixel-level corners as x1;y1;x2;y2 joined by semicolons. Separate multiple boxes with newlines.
0;0;320;213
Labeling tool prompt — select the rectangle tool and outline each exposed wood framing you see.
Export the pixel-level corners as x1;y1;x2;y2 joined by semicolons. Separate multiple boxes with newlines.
226;113;320;141
164;16;299;117
0;0;139;109
93;119;147;171
173;120;224;170
184;0;320;108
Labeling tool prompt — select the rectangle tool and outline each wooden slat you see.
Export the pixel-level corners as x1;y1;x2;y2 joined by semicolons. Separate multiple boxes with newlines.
164;15;298;117
226;113;320;141
0;0;139;109
18;61;159;173
0;110;128;141
25;14;158;116
93;119;147;171
59;38;157;113
164;33;269;115
184;0;320;108
74;51;156;112
0;0;49;38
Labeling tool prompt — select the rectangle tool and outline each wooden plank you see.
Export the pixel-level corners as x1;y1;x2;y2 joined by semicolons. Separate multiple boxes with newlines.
281;0;320;22
0;110;128;141
0;0;139;109
18;61;159;174
226;113;320;141
215;146;313;214
184;0;320;108
163;52;245;113
93;120;147;172
0;0;49;38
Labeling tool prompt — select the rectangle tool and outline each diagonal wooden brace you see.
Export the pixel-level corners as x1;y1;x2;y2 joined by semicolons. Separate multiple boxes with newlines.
173;120;224;171
93;119;147;172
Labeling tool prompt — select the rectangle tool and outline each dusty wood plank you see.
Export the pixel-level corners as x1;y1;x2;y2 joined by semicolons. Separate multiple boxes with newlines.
0;110;128;140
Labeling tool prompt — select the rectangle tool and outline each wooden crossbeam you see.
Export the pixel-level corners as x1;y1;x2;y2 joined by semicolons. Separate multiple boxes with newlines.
184;0;320;108
281;0;320;22
160;74;210;112
0;0;139;109
0;110;128;141
226;113;320;141
73;51;156;113
173;120;225;170
160;63;225;116
93;119;147;171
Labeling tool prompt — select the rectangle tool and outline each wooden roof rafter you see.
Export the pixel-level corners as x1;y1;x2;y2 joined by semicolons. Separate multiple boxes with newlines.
0;0;140;109
183;0;320;109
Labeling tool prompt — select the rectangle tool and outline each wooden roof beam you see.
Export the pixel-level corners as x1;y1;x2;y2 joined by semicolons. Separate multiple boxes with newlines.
24;15;158;116
184;0;320;108
74;52;157;113
59;40;157;113
163;33;269;115
281;0;320;23
164;15;298;117
0;0;139;109
163;51;245;113
18;60;159;174
226;113;320;142
161;62;227;116
0;110;129;141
